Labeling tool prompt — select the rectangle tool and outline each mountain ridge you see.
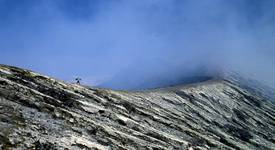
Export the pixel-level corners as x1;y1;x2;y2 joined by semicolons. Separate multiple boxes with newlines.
0;64;275;150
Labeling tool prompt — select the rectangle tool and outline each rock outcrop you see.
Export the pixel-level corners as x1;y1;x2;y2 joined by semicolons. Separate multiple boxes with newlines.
0;64;275;150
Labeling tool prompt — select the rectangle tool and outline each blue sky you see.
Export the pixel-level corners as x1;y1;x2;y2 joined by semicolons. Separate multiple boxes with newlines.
0;0;275;89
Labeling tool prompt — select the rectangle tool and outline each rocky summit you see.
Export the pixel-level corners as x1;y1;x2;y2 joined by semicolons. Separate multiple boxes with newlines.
0;65;275;150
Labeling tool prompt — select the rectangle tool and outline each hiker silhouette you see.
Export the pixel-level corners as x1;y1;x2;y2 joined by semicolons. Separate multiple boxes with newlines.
75;78;81;84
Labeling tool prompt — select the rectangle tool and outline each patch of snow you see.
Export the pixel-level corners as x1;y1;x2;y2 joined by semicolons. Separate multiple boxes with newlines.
0;68;12;75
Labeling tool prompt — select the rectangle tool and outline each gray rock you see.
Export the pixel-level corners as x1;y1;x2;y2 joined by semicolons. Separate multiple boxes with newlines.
0;64;275;150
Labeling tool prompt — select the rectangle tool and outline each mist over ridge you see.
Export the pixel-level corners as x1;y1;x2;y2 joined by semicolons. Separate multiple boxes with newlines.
0;0;275;89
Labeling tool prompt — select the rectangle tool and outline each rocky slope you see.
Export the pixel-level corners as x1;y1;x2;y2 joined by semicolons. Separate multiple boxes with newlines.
0;64;275;150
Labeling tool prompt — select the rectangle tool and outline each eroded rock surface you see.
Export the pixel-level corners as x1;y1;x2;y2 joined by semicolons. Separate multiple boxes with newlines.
0;65;275;150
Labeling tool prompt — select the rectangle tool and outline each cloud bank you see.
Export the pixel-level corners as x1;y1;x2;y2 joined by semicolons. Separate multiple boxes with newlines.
0;0;275;89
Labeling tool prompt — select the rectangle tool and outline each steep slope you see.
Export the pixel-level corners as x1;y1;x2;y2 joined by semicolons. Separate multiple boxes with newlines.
0;65;275;150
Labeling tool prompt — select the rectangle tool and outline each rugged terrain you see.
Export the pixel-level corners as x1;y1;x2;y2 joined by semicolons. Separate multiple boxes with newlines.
0;64;275;150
